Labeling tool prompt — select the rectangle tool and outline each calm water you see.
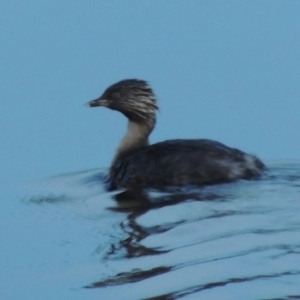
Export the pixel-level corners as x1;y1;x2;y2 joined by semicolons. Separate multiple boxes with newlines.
2;162;300;300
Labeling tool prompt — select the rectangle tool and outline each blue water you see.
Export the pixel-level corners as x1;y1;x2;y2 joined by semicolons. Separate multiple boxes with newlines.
1;162;300;300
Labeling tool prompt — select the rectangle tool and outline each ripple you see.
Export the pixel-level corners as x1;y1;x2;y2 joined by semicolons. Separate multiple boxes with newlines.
5;161;300;299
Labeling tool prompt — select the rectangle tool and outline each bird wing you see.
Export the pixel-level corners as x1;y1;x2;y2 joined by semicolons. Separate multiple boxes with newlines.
109;139;254;190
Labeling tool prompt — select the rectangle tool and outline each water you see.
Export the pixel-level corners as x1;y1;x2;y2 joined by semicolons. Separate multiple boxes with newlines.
1;162;300;300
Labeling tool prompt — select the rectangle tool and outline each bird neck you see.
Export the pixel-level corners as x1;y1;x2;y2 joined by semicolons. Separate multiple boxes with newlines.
115;120;154;157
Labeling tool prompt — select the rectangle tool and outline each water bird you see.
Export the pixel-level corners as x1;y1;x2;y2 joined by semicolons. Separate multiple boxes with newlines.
87;79;265;191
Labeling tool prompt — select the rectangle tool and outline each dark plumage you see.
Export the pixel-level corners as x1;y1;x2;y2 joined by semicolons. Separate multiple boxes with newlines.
87;79;265;191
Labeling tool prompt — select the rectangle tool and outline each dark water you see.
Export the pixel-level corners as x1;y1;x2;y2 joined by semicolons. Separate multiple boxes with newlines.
2;162;300;300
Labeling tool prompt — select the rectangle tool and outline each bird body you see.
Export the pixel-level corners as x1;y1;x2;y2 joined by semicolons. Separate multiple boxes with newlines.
87;79;265;191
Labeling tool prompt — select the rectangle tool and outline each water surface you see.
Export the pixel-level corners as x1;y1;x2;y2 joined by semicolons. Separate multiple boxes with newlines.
2;162;300;300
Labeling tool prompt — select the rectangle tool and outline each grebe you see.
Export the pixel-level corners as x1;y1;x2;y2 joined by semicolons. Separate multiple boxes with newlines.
87;79;265;191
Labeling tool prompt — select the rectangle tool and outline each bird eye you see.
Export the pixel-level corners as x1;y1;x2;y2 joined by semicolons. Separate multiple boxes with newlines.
112;92;121;100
